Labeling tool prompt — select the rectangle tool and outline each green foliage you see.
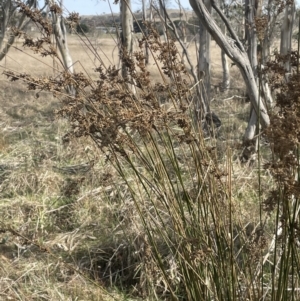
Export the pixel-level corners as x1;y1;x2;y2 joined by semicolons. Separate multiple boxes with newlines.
76;22;89;34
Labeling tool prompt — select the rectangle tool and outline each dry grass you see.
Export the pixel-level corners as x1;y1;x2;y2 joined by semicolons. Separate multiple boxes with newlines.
0;28;277;300
0;73;132;299
2;34;241;83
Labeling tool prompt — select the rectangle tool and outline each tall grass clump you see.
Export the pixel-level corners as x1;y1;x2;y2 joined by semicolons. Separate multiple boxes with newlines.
3;2;300;300
262;50;300;301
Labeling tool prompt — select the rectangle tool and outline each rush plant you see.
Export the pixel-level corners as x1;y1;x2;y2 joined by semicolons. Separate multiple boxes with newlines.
2;2;300;301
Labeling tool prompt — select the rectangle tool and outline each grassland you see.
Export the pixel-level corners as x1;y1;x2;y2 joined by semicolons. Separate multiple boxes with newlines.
0;31;282;301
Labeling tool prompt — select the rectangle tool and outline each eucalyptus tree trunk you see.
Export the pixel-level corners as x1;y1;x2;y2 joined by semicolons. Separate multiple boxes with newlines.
220;2;230;91
49;0;74;96
189;0;270;139
49;0;73;74
120;0;133;79
261;0;284;63
149;0;153;23
242;0;273;141
260;0;274;107
261;33;274;107
0;0;13;52
245;0;259;73
244;0;260;140
280;0;295;75
120;0;136;93
221;45;230;91
261;67;273;107
141;0;149;64
0;0;37;61
262;0;273;62
158;0;168;41
198;0;211;113
259;0;285;108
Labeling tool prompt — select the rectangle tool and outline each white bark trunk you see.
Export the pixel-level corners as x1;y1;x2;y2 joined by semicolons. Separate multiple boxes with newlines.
280;1;295;74
120;0;136;93
141;0;149;64
245;0;258;76
189;0;270;135
261;64;273;107
121;0;133;79
158;0;168;41
220;8;230;91
49;0;74;96
261;1;274;107
49;1;73;74
0;0;38;62
244;0;259;141
221;49;230;91
198;0;211;108
262;0;281;63
245;108;257;141
0;0;12;52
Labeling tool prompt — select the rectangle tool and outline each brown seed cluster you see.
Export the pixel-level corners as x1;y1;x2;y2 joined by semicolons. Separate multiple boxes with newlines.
5;7;195;159
16;0;53;36
263;49;300;246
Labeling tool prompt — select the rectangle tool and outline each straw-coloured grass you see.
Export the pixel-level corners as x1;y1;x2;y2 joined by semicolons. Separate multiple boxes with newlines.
1;4;300;301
